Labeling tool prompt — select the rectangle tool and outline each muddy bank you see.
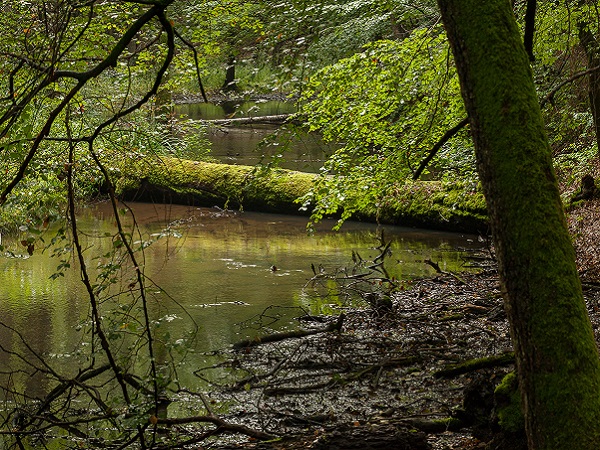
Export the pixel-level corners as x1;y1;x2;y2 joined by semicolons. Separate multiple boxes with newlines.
199;271;512;449
115;157;488;233
199;268;600;449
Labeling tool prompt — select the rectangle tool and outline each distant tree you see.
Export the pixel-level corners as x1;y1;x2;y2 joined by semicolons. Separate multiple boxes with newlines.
577;3;600;156
176;0;265;92
438;1;600;449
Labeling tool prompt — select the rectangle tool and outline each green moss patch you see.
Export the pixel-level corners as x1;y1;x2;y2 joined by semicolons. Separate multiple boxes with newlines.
494;372;524;433
115;157;315;215
116;157;488;232
364;180;488;232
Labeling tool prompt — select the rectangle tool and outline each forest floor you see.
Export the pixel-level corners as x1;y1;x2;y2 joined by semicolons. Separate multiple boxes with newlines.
200;198;600;450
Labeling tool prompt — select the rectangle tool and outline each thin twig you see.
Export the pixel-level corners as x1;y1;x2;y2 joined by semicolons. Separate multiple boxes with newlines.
173;28;208;103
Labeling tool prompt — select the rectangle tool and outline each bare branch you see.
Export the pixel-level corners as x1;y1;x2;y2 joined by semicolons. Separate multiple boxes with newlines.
65;114;132;405
155;416;276;440
174;28;208;102
52;4;163;82
541;64;600;107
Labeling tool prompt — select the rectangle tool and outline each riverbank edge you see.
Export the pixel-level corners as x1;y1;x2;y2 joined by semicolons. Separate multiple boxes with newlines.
115;157;489;234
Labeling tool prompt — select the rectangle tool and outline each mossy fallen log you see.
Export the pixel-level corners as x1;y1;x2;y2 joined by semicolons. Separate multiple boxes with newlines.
115;157;314;215
115;157;488;233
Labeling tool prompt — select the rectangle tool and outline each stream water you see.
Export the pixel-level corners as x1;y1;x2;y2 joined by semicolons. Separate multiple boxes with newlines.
175;100;331;172
0;202;482;395
0;101;483;399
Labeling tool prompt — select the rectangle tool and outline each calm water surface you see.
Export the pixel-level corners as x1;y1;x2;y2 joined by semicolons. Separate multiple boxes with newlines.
0;203;481;393
1;205;480;337
175;100;331;172
0;101;484;409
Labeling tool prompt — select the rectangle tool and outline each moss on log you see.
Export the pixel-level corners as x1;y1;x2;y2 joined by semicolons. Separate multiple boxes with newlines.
115;157;488;233
115;157;314;215
363;180;488;233
494;372;525;434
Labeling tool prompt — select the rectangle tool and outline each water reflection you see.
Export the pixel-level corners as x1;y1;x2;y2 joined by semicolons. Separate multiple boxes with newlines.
174;101;331;172
175;100;296;121
0;202;482;394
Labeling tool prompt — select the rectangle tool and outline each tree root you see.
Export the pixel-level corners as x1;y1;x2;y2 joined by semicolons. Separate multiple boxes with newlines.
434;352;514;378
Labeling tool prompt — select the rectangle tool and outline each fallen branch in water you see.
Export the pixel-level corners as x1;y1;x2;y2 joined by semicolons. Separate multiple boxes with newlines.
232;313;345;349
203;114;297;126
424;259;466;285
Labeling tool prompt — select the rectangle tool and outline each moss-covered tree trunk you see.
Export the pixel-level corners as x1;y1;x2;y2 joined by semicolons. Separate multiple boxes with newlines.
437;1;600;448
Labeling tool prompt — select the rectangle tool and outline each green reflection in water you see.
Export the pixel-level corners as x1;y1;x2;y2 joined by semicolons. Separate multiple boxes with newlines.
175;100;296;121
174;101;330;172
0;202;482;393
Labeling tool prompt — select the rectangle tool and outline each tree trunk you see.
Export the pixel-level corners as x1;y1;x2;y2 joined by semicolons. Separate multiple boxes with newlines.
437;1;600;449
222;55;237;92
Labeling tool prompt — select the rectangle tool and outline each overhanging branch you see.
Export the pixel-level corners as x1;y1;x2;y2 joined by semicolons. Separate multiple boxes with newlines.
412;116;469;180
0;3;170;206
174;28;209;103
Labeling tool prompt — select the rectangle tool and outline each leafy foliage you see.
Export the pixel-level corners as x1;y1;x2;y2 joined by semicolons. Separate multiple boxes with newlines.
528;1;600;178
297;29;470;226
1;1;600;447
161;0;441;95
292;1;600;226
